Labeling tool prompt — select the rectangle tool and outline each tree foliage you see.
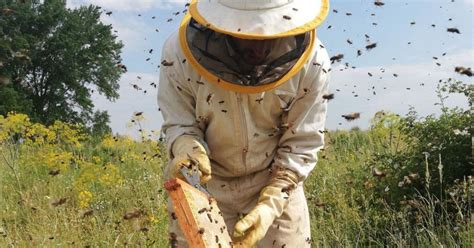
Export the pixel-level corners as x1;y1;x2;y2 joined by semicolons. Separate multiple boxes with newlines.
0;0;124;132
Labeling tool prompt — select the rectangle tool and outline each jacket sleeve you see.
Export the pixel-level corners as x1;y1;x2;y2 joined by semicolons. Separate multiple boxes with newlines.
272;44;331;181
157;34;206;157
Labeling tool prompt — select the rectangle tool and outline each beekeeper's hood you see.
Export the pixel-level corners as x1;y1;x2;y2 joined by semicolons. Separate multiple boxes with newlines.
179;0;329;93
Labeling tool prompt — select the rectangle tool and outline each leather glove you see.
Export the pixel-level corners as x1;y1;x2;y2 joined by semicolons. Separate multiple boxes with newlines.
232;167;298;247
167;135;211;184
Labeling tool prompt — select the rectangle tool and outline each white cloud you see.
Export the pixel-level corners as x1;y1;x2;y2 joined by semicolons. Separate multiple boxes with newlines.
463;0;474;6
326;48;473;130
67;0;189;12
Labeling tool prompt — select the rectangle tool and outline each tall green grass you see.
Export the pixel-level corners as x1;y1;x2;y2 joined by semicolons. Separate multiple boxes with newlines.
0;102;471;247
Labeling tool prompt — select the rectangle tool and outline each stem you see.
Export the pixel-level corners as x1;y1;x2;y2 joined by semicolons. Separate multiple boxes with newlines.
1;143;22;194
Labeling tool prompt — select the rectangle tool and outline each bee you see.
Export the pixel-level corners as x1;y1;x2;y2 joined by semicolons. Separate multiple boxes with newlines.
357;50;362;56
374;0;385;6
330;54;344;63
365;42;377;50
454;66;472;77
346;39;353;45
123;209;141;220
167;18;173;22
49;169;60;176
282;15;292;20
81;209;94;218
341;112;360;121
221;109;227;113
51;197;67;207
410;21;416;25
134;112;143;116
292;8;298;11
198;228;205;235
130;84;142;91
196;80;205;85
322;93;334;101
176;86;183;91
447;28;460;34
161;60;174;66
345;12;352;16
182;59;186;64
207;213;213;222
206;93;214;105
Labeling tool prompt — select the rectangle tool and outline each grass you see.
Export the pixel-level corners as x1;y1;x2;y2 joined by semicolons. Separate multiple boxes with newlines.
0;113;472;247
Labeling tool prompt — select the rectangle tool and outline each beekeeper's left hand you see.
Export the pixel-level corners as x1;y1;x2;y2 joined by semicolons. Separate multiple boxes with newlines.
232;167;298;247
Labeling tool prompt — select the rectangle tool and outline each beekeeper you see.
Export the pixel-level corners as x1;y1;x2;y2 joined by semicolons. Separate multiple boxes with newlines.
158;0;331;247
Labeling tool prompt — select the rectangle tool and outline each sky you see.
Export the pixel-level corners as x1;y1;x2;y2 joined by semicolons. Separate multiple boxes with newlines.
66;0;474;137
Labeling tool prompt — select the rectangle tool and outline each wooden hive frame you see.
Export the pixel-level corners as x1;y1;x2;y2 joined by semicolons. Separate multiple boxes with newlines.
164;178;232;248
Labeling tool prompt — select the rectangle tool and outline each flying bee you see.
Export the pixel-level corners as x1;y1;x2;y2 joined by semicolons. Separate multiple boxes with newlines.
49;169;60;176
51;197;67;207
447;28;460;34
131;84;142;91
365;42;377;50
322;93;334;101
341;112;360;121
454;66;472;77
123;209;141;220
330;54;344;64
374;0;385;6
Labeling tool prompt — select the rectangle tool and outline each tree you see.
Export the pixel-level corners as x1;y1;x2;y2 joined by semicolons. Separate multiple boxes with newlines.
0;0;124;132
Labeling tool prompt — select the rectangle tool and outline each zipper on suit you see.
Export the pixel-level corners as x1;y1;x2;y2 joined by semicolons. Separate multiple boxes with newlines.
236;93;248;173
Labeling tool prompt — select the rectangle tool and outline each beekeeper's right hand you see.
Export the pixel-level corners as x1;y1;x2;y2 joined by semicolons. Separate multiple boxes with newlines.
167;135;211;184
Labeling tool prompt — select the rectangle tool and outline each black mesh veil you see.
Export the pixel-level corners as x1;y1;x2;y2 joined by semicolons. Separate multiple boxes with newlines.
185;18;311;86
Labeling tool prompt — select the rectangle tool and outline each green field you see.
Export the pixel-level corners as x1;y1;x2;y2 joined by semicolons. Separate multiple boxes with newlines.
0;109;472;247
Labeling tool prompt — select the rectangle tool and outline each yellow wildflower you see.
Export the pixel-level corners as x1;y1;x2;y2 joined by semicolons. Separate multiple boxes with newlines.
78;191;93;209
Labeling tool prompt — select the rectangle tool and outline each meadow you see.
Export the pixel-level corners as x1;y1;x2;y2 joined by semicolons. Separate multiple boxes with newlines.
0;86;472;247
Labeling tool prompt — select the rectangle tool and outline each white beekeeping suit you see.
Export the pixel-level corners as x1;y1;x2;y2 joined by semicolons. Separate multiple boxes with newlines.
158;0;331;247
